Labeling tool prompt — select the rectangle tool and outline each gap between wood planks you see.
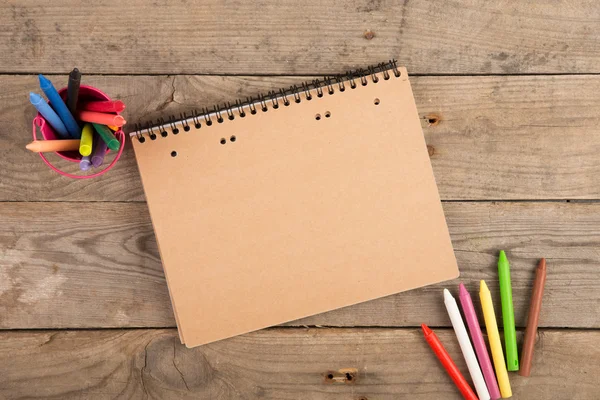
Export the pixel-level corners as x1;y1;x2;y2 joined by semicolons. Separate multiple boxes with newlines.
1;326;599;332
0;200;598;203
3;72;600;77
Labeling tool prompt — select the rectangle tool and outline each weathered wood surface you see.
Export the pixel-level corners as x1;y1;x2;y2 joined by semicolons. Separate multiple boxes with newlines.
2;201;599;330
1;0;599;75
3;74;600;201
0;328;597;399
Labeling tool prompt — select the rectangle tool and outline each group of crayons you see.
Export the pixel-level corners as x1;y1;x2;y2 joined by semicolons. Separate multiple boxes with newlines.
422;251;547;399
26;68;126;170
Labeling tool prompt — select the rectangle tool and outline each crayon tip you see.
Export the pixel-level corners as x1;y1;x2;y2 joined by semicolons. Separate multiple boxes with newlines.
458;283;468;297
25;142;35;151
499;250;509;266
480;280;489;293
29;92;42;104
538;258;546;271
443;288;453;302
80;158;92;171
421;323;432;336
70;68;81;78
38;74;50;87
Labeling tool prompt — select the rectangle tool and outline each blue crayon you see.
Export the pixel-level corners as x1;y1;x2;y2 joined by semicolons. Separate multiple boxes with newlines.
38;74;81;139
91;133;108;168
80;156;92;171
29;92;70;139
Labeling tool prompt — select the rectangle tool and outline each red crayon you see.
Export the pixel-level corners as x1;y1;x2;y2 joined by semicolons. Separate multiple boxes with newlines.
79;100;126;113
421;324;478;400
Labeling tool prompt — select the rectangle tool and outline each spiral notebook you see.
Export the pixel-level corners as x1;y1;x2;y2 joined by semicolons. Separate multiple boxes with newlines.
131;61;459;348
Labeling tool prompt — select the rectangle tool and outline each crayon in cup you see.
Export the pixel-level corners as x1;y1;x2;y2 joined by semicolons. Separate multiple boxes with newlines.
79;123;94;156
79;100;126;113
78;110;126;127
38;74;81;138
91;133;108;168
26;139;81;153
29;93;70;139
92;123;120;151
67;68;81;116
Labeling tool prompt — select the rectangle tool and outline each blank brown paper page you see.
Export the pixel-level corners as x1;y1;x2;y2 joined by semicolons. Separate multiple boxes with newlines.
132;68;459;348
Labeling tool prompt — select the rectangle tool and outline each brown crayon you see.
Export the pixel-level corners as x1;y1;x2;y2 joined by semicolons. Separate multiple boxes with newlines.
519;258;547;377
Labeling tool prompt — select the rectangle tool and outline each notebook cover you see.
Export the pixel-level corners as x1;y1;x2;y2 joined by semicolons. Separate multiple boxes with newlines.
132;67;459;347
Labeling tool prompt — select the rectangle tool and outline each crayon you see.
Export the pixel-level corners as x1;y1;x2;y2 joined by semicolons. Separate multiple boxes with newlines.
444;289;490;400
29;93;70;139
498;251;519;371
38;74;81;139
92;123;120;151
421;324;478;400
107;125;119;131
77;110;126;126
79;123;94;156
459;283;501;400
80;156;92;171
79;100;126;113
91;133;108;168
26;139;80;153
67;68;81;116
520;259;547;377
480;280;512;398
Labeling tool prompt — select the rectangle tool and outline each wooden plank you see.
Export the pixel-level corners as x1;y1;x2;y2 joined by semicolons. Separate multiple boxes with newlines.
0;328;598;399
2;201;599;329
1;1;599;74
3;74;600;201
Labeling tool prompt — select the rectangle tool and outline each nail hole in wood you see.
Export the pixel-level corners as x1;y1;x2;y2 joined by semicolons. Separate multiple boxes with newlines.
424;113;441;126
427;145;435;157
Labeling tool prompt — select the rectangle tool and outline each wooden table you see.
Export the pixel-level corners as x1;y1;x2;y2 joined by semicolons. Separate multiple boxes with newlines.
1;1;599;398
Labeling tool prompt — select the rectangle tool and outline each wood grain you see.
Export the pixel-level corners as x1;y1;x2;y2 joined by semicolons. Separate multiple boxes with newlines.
1;1;599;74
0;327;598;399
3;74;600;201
2;201;599;330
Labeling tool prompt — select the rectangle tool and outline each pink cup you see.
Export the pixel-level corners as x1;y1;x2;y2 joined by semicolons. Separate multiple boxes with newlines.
31;85;125;179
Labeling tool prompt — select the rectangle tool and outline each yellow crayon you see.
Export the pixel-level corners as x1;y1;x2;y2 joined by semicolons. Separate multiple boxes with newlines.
480;280;512;398
107;125;119;131
79;123;94;156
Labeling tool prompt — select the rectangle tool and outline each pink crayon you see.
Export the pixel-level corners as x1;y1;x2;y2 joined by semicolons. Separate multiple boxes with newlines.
459;283;501;400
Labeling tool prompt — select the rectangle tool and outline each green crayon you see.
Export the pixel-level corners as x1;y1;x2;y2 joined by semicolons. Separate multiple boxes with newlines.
498;250;519;371
92;123;120;151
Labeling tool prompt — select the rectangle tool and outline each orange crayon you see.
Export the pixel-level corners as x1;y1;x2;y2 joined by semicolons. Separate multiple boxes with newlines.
76;110;126;126
26;139;80;153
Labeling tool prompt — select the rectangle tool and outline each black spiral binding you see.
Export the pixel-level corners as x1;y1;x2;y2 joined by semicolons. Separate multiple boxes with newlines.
133;60;402;143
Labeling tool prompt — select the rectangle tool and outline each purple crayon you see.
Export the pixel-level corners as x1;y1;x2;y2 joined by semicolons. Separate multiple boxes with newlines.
91;134;108;168
459;283;501;400
80;156;92;171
